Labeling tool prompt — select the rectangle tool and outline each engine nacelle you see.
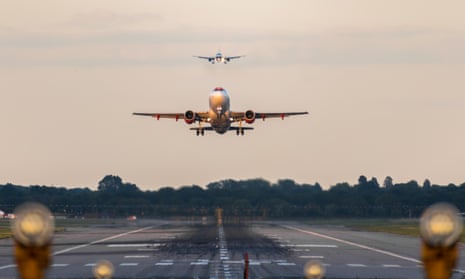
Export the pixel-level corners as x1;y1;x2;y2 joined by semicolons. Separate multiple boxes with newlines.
244;110;255;124
184;110;196;124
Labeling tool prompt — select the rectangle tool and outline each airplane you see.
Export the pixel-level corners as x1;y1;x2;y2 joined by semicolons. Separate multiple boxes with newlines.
193;51;244;64
133;87;308;136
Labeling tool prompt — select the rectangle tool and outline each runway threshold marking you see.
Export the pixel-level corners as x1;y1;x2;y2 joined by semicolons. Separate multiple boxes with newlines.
53;226;153;256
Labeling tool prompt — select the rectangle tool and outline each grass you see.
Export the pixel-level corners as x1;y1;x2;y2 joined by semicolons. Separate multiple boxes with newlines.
0;218;126;240
305;218;465;242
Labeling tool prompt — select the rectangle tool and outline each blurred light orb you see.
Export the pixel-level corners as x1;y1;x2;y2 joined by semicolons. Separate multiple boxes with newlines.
420;203;463;247
93;260;114;279
11;202;54;246
304;260;325;279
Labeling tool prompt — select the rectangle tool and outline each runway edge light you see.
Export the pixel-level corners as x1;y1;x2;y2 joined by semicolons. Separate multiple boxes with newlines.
93;260;114;279
304;260;325;279
420;202;463;279
11;202;55;279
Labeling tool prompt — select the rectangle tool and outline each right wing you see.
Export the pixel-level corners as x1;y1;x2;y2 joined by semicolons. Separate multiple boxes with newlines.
133;112;209;122
193;56;214;62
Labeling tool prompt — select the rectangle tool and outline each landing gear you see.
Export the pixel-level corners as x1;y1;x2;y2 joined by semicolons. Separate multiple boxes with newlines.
236;128;244;136
236;121;244;136
195;122;205;136
196;128;205;136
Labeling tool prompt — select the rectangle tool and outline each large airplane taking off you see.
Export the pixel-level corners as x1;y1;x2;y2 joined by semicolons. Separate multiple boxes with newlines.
133;87;308;136
193;52;244;64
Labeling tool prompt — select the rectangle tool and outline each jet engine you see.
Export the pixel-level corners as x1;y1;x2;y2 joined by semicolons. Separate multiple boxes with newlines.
184;110;196;124
244;110;255;124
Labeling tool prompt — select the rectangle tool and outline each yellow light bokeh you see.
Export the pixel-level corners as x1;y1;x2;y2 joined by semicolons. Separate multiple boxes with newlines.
428;213;454;236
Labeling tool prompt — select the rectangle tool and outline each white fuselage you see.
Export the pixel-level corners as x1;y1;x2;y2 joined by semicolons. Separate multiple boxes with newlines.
208;88;231;134
215;52;225;64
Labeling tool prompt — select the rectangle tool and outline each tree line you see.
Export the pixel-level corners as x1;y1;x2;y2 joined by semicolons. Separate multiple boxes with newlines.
1;175;464;218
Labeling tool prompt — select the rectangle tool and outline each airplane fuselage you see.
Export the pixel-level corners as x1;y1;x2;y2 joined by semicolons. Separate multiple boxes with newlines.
215;53;225;64
208;87;231;134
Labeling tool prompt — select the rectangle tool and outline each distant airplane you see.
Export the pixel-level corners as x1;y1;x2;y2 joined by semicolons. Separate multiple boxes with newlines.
133;87;308;136
193;52;244;64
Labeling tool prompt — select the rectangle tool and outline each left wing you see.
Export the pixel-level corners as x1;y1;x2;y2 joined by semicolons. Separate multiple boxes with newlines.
230;111;308;122
225;55;245;61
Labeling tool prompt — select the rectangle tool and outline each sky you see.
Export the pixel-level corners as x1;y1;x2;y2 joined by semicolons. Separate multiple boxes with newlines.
1;0;465;190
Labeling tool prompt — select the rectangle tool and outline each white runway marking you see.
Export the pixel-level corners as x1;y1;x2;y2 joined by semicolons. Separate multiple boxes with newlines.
383;264;401;268
280;244;338;248
191;262;209;265
223;260;243;264
0;264;16;270
277;262;296;266
84;263;96;267
282;225;465;273
155;262;173;266
53;226;153;255
283;225;421;263
124;255;150;258
299;255;325;259
120;263;139;266
108;243;160;247
52;264;69;267
347;264;367;267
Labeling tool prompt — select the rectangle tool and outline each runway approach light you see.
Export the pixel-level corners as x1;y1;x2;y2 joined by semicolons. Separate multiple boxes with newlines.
304;260;325;279
11;202;54;279
420;203;463;279
93;260;114;279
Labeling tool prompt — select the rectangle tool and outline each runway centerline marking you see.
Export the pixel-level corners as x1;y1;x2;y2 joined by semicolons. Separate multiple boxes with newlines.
283;225;421;264
53;226;153;256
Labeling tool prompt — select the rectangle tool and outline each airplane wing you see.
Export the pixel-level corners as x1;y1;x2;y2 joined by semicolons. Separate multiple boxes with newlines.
230;111;308;122
225;55;245;61
193;56;214;61
133;112;209;122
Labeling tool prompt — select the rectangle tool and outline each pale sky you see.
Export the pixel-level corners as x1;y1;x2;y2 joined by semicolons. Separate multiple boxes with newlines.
1;0;465;190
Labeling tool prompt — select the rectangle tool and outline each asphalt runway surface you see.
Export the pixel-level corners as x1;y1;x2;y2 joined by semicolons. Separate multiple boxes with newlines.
1;219;465;278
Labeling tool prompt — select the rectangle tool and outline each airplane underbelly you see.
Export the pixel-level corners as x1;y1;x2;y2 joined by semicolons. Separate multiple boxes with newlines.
210;113;230;134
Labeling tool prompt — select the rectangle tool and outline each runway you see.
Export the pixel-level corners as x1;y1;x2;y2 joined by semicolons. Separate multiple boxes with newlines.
1;219;465;278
